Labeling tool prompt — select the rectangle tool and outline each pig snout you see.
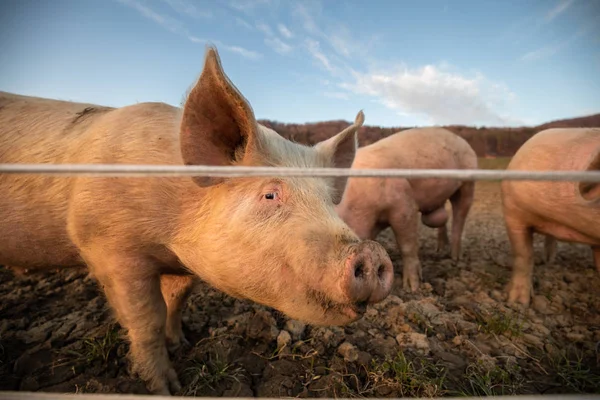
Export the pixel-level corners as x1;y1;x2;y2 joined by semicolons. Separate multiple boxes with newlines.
342;240;394;307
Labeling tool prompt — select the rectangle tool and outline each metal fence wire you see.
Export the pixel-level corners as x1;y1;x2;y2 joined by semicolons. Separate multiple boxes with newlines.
1;163;600;182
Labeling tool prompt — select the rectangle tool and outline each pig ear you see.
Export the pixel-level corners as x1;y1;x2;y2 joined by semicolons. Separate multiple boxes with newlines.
179;46;259;187
314;110;365;204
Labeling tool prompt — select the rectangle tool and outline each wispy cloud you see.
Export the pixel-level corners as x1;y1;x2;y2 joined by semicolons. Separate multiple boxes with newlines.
341;64;520;126
229;0;273;14
323;91;349;100
265;37;292;54
188;36;262;60
305;39;337;74
117;0;185;35
161;0;212;19
545;0;575;23
256;21;293;55
291;2;376;60
256;22;274;36
235;17;254;30
116;0;260;60
521;18;597;62
277;23;293;39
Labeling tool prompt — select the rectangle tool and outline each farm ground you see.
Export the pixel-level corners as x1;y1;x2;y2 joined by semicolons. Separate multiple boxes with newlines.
1;158;599;397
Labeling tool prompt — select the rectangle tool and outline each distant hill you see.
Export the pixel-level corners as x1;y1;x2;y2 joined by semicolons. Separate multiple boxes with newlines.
258;113;600;157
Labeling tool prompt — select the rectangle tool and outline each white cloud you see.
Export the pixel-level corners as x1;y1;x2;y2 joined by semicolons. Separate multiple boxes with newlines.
161;0;212;19
277;23;293;39
545;0;575;23
341;64;520;126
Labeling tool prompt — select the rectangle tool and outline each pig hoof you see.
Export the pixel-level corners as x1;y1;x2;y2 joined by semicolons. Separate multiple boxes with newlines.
167;335;191;354
506;282;532;306
148;368;181;396
403;274;421;292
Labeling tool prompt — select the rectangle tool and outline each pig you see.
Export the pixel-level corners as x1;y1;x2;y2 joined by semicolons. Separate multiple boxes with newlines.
336;127;477;292
0;46;394;395
501;128;600;306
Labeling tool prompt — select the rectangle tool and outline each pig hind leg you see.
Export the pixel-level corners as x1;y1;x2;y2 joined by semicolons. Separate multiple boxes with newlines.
160;274;195;353
87;253;180;395
449;182;474;261
504;218;535;306
391;203;422;292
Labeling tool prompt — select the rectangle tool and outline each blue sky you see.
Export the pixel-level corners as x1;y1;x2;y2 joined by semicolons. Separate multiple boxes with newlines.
1;0;599;127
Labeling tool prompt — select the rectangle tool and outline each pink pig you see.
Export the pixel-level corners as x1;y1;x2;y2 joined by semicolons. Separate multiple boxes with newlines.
501;127;600;306
0;47;394;395
336;127;478;291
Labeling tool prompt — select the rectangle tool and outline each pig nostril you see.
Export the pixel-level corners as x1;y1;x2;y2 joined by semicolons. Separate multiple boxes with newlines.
377;264;385;279
354;261;365;279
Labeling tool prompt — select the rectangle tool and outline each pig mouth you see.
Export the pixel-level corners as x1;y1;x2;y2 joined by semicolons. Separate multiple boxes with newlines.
307;288;368;321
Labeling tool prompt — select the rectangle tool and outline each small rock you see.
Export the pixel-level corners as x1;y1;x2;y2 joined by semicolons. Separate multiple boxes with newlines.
396;332;430;353
539;280;553;292
400;324;411;333
565;332;586;342
563;271;578;283
337;342;359;362
277;330;292;350
246;310;279;342
490;290;504;302
532;323;550;336
522;333;544;348
284;320;306;339
452;335;463;346
532;295;550;314
356;351;372;366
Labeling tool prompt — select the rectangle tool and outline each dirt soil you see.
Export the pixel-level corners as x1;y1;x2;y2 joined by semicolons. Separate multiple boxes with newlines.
1;180;600;397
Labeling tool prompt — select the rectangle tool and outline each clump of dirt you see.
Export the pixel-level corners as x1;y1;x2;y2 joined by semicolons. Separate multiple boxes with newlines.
1;181;599;396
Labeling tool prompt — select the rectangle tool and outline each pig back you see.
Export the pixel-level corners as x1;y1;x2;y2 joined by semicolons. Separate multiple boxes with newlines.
503;128;600;237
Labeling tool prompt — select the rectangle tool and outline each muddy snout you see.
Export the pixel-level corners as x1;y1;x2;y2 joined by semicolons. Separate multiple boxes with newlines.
342;240;394;307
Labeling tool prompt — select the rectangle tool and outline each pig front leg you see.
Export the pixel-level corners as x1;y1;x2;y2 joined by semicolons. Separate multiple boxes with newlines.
544;235;557;265
160;274;194;353
89;254;181;395
504;218;535;306
390;206;422;292
449;182;474;262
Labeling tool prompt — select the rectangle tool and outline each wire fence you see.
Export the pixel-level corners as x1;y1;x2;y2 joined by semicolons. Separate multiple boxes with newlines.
1;163;600;182
2;393;599;400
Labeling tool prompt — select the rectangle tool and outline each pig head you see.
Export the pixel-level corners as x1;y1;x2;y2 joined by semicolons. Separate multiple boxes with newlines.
0;46;393;395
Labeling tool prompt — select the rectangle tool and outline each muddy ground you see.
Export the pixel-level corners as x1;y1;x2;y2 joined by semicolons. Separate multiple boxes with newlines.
1;180;599;397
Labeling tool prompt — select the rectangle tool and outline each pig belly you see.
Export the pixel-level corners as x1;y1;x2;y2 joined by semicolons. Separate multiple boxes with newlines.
0;188;83;270
534;220;600;247
421;207;448;228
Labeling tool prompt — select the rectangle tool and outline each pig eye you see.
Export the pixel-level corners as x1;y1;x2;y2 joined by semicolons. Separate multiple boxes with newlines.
264;192;278;200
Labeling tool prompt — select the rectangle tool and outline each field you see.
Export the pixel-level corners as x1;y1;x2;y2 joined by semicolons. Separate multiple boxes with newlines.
1;157;599;397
